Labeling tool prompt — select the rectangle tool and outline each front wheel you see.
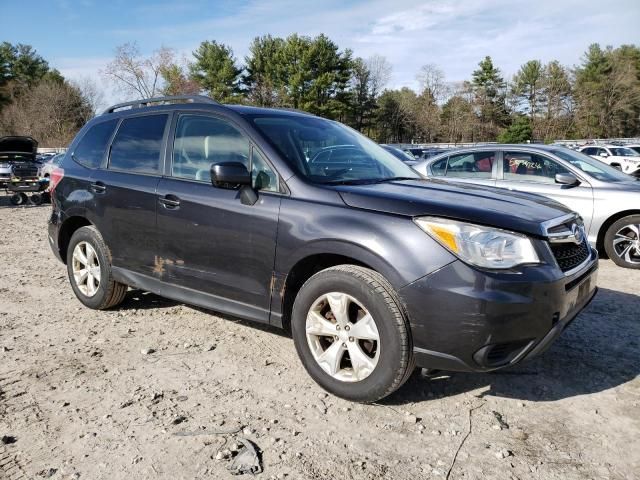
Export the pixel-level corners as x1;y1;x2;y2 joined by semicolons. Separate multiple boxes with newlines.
604;215;640;268
291;265;414;403
66;226;128;309
10;193;24;206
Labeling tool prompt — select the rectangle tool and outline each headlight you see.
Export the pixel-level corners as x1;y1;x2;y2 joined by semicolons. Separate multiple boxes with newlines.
414;217;540;269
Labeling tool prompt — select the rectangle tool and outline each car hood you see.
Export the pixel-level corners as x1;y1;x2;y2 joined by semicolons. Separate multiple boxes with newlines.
0;136;38;161
336;179;574;238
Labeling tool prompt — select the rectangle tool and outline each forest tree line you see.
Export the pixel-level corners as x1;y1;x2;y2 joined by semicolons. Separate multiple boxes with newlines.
1;36;639;146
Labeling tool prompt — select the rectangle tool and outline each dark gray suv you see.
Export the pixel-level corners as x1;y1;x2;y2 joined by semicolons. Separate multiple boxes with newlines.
48;95;598;402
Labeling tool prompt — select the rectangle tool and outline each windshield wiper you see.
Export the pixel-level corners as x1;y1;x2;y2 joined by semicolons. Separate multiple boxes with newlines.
320;178;381;185
372;177;421;183
321;176;421;186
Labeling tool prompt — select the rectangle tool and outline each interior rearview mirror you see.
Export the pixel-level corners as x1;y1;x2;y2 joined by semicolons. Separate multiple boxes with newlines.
555;172;580;186
211;162;251;189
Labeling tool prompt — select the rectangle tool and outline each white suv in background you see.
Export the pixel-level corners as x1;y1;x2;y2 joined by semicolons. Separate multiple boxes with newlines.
578;145;640;177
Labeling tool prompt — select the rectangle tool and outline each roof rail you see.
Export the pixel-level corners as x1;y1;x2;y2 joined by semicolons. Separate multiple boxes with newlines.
103;95;219;114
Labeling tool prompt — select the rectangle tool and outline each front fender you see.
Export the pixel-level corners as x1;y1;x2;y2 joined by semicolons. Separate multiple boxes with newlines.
275;198;456;289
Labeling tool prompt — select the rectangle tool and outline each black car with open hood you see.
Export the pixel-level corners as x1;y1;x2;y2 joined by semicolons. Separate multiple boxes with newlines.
0;136;47;205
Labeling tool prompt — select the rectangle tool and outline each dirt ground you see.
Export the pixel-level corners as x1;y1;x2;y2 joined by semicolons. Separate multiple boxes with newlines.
0;199;638;480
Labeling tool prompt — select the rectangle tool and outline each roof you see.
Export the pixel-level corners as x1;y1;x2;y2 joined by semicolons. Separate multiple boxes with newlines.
224;104;316;117
101;95;317;120
434;143;562;153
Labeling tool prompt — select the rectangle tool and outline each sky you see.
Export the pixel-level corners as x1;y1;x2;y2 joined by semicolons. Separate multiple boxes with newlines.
3;0;640;106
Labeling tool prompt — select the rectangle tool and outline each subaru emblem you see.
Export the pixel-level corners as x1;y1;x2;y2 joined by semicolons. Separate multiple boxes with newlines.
571;224;584;244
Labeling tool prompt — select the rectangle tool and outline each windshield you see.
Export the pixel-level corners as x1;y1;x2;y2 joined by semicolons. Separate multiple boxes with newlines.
247;114;421;184
551;149;635;182
383;145;416;162
610;147;639;157
50;153;64;165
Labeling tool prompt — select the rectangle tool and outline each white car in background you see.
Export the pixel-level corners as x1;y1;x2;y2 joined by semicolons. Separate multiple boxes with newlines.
626;144;640;156
38;153;64;178
578;145;640;177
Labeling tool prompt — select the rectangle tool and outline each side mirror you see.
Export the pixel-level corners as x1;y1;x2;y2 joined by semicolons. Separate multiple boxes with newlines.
211;162;251;189
599;152;609;158
555;172;580;186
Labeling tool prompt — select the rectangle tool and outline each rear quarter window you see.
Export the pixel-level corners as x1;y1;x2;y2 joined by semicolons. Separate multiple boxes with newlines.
72;119;118;169
109;115;168;174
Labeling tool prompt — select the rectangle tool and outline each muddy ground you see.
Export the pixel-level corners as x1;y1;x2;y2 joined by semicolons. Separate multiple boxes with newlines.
0;199;638;480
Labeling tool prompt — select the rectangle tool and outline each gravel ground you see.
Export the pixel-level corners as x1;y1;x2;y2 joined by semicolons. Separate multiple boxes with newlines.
0;200;639;480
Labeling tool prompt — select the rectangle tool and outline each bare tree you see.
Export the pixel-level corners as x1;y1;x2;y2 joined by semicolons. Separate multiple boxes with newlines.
366;54;392;99
101;42;175;99
71;76;105;119
416;63;446;103
0;80;91;146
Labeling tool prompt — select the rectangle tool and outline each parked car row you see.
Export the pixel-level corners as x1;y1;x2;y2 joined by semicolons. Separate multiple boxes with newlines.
578;144;640;177
401;146;450;161
413;145;640;268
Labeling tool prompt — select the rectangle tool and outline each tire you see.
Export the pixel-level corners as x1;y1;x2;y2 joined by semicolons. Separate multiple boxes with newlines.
291;265;414;403
66;225;128;309
30;193;42;205
10;193;24;206
604;215;640;269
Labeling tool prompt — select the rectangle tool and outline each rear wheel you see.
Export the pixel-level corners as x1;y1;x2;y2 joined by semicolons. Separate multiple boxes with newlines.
30;193;43;205
66;226;128;309
291;265;414;402
604;215;640;269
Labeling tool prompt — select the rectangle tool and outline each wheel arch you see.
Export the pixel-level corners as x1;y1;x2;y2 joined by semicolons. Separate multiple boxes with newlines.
280;252;378;332
597;209;640;258
58;216;93;264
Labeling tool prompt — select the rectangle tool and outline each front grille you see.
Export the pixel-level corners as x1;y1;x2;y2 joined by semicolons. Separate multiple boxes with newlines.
11;164;38;179
551;239;590;273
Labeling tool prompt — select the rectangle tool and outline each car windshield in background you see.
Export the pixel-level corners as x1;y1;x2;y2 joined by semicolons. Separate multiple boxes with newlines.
611;147;640;157
382;145;416;162
551;149;634;182
248;114;421;185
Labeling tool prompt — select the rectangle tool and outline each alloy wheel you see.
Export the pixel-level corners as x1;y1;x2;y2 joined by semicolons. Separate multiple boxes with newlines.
72;241;101;296
613;223;640;265
305;292;380;382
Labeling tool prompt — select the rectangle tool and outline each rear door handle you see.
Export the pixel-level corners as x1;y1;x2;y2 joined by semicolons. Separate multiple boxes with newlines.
89;181;106;193
159;194;181;209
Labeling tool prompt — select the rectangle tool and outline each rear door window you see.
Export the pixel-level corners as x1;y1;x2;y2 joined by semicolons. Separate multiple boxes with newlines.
444;151;496;178
108;115;168;174
73;119;118;169
503;151;569;183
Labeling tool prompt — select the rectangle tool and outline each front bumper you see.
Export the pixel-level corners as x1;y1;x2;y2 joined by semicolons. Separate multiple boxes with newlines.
399;248;598;372
7;178;44;192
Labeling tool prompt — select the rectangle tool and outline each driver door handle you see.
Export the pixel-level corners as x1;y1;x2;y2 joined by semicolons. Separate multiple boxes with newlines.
89;181;106;194
159;194;181;209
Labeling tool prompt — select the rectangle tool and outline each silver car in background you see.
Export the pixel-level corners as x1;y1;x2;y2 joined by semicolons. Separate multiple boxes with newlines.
38;153;65;178
413;144;640;268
